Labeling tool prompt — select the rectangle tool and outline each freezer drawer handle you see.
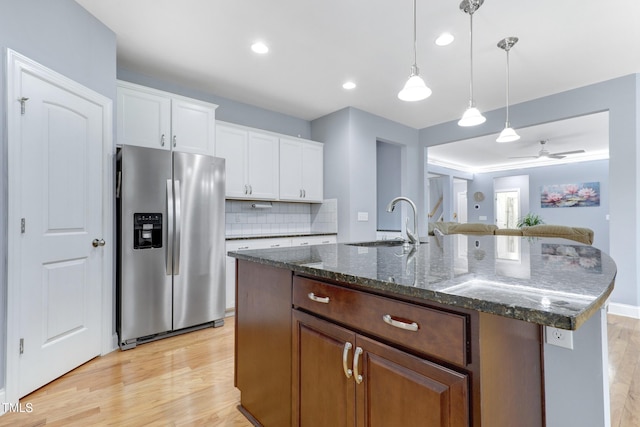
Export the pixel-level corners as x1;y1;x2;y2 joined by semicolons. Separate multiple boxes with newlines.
307;292;330;304
382;314;419;332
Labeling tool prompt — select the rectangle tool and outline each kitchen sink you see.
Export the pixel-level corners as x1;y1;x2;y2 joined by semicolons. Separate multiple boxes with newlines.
346;240;407;247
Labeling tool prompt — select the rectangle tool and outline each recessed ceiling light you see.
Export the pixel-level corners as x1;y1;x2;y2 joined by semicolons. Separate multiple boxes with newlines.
251;42;269;54
435;32;454;46
342;81;356;90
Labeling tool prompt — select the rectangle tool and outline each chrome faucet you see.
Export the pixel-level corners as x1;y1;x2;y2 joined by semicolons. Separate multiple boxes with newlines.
386;196;420;246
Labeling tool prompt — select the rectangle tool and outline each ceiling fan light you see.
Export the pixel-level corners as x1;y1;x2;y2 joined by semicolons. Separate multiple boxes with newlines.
458;106;486;126
398;74;432;101
496;126;520;143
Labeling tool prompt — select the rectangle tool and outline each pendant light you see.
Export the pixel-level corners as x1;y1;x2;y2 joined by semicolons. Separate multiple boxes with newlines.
458;0;485;126
398;0;432;101
496;37;520;142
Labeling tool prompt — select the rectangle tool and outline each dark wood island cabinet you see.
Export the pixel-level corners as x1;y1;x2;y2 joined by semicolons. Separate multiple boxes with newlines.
232;236;615;427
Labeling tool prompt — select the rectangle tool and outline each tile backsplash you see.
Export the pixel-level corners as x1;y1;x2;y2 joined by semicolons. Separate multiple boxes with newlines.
225;199;337;237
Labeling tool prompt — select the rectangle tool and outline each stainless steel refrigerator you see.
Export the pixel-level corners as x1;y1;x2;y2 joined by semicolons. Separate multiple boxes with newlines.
116;145;225;350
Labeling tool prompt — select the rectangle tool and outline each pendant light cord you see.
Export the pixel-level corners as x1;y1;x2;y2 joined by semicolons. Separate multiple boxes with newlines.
412;0;418;70
505;48;510;125
468;12;475;106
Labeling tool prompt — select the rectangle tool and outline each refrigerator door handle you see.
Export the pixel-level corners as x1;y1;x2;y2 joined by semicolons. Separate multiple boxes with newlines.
166;179;174;275
173;179;182;275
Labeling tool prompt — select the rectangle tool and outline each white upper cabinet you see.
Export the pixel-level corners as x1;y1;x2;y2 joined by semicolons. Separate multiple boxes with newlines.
279;138;324;202
117;81;217;155
216;122;279;200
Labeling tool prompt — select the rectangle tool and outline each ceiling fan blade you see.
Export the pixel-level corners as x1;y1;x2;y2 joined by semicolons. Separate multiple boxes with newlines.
548;154;566;159
508;155;539;159
549;149;586;156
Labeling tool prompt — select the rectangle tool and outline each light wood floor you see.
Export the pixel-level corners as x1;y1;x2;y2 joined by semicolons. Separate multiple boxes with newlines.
0;314;638;426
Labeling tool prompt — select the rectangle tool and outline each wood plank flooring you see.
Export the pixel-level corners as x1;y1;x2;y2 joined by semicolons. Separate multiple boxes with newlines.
0;314;638;426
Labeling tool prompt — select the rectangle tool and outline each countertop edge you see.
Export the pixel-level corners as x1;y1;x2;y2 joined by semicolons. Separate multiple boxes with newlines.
229;251;616;331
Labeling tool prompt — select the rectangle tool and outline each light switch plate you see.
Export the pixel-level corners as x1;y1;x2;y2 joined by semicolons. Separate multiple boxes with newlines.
479;215;487;221
357;212;368;222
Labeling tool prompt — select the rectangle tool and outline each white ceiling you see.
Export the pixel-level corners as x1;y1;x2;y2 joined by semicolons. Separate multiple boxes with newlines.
428;111;610;173
75;0;640;131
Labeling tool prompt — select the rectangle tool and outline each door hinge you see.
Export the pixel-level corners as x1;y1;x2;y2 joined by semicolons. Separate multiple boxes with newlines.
19;338;24;355
19;97;29;115
21;218;25;234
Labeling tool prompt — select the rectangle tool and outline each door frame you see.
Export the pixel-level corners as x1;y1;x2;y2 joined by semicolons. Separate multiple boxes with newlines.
5;49;114;405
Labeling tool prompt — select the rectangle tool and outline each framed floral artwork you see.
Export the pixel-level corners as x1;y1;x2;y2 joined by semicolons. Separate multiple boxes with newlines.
540;182;600;208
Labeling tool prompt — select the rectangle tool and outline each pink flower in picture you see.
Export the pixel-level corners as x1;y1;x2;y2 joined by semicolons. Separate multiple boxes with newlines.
578;187;597;200
564;184;579;195
545;192;563;204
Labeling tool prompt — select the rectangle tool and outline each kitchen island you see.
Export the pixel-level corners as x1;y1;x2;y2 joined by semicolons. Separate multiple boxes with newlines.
230;234;616;427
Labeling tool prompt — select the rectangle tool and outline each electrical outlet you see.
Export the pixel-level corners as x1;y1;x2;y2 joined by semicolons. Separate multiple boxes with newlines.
545;326;574;350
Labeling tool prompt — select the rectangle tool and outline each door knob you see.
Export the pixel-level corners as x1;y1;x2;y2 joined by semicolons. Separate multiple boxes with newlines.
92;239;106;247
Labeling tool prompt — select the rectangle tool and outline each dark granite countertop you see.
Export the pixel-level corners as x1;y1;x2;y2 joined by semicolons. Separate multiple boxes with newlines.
226;232;337;241
229;234;616;330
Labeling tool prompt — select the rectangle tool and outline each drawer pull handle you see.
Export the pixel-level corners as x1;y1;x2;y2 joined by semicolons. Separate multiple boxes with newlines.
382;314;419;332
353;347;363;384
342;342;353;379
307;292;330;304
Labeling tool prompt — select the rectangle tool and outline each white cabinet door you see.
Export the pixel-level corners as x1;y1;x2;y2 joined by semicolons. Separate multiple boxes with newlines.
280;138;323;202
216;124;248;198
117;83;171;150
291;235;336;246
171;97;216;155
301;142;324;202
225;238;292;311
247;132;279;200
117;81;216;155
279;138;304;201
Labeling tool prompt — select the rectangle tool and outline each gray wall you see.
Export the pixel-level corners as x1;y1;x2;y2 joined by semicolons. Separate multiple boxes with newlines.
312;107;420;242
0;0;117;390
376;141;401;231
467;160;609;250
117;69;311;140
422;75;637;309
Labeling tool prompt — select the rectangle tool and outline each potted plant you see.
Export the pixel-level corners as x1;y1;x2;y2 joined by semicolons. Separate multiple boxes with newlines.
517;213;544;229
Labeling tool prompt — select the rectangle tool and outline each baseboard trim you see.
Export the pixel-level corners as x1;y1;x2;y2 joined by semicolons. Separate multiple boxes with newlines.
0;389;5;415
608;302;640;319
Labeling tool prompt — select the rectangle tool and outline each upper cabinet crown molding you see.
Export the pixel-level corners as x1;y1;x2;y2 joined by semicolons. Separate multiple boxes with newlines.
116;80;217;155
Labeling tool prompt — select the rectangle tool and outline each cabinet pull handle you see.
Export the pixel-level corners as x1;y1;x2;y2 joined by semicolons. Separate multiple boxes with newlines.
238;246;249;250
342;342;353;379
382;314;419;332
173;135;177;147
270;244;280;248
307;292;330;304
300;242;309;246
249;185;253;195
244;184;248;195
299;189;303;198
303;189;306;198
161;134;166;147
353;347;363;384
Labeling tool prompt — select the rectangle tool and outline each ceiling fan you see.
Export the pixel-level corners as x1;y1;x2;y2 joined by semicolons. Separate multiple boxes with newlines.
509;140;586;160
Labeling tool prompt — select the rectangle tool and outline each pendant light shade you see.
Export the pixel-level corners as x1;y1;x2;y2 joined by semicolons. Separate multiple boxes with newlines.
496;37;520;142
398;0;431;101
458;0;485;127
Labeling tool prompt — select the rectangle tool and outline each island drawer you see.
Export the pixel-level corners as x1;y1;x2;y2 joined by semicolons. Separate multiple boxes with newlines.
293;276;468;366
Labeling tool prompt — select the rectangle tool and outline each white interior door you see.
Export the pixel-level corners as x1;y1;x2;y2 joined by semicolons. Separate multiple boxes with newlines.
9;55;105;398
